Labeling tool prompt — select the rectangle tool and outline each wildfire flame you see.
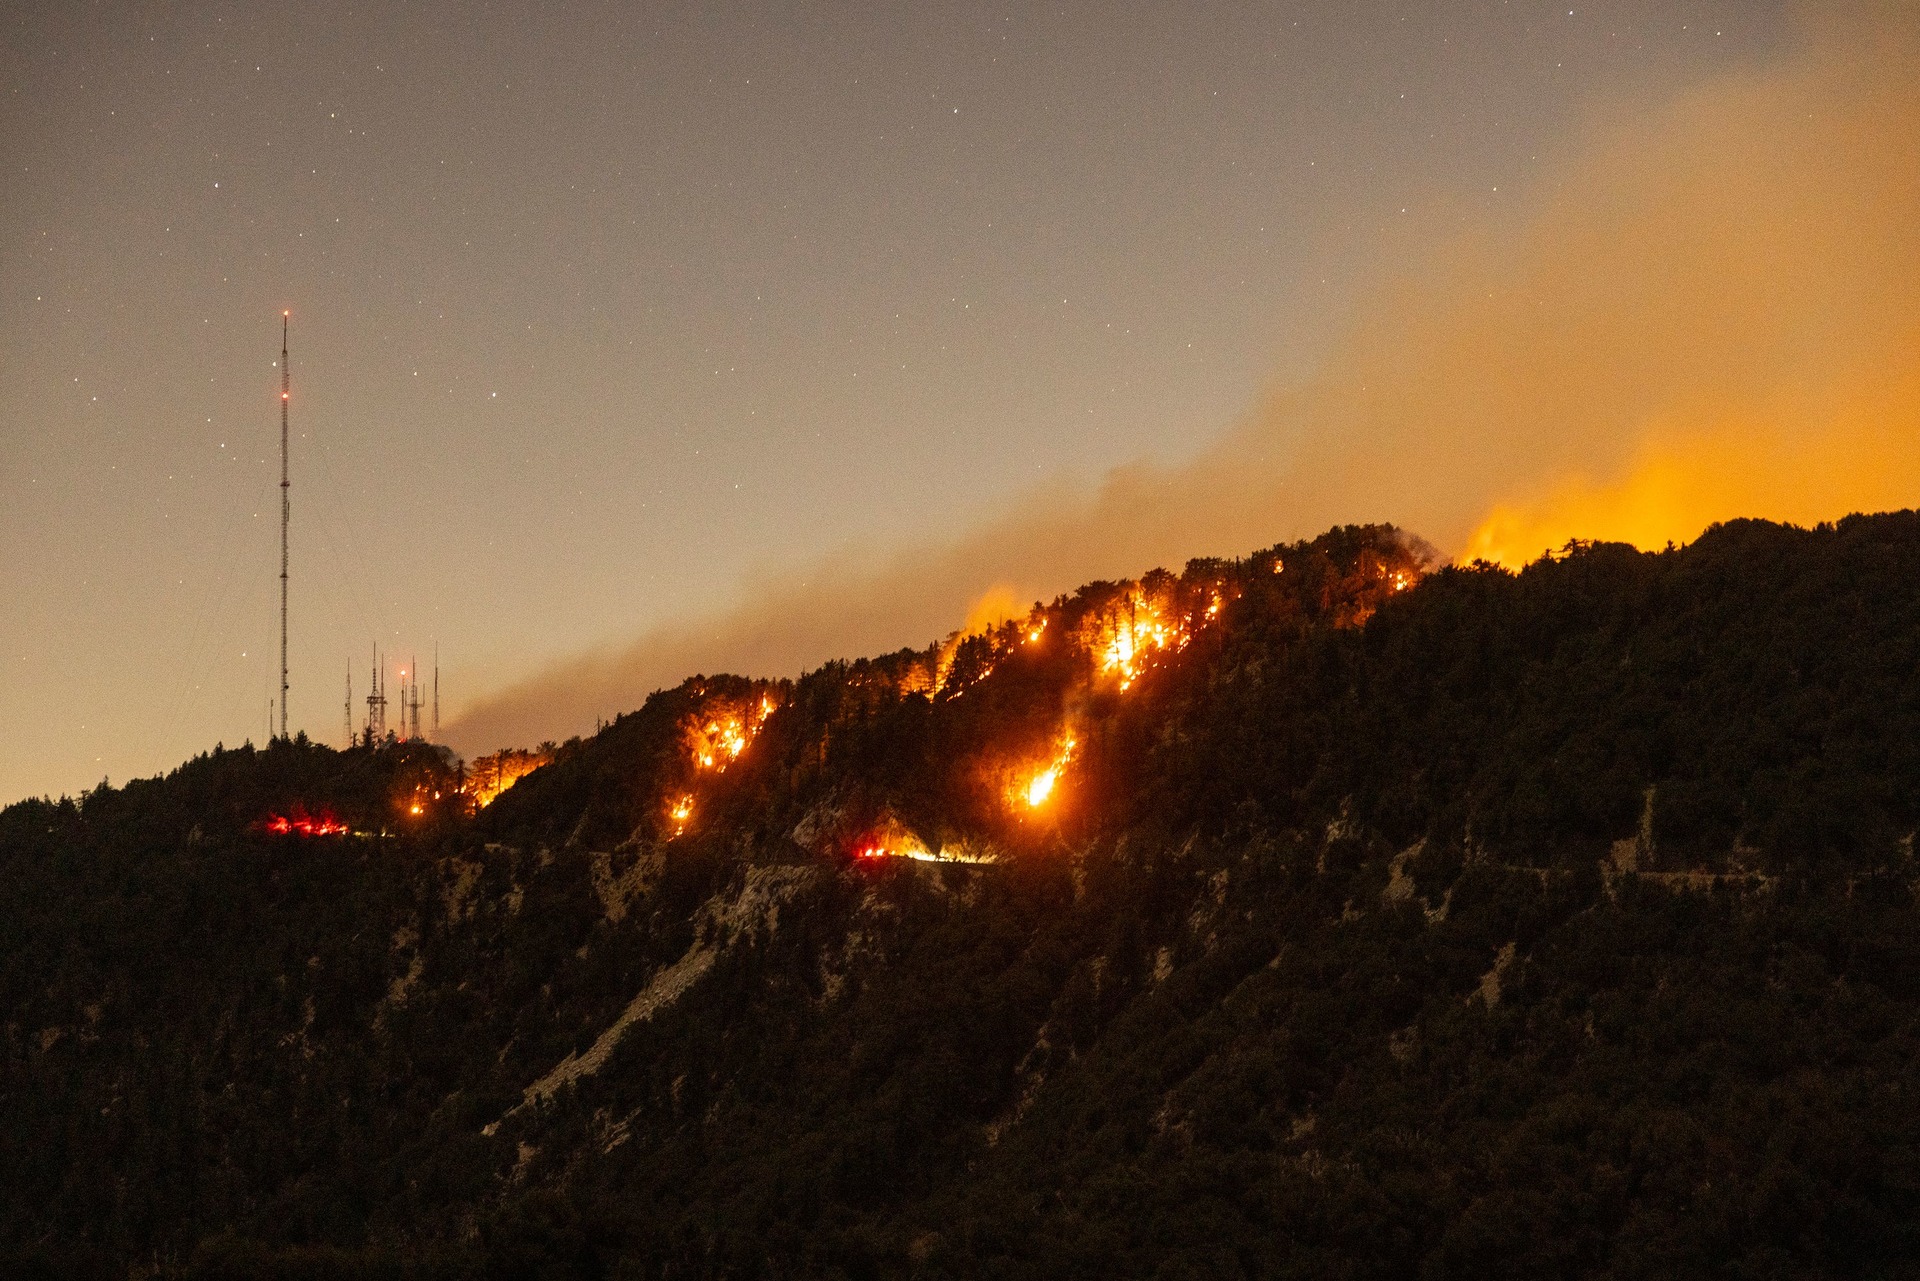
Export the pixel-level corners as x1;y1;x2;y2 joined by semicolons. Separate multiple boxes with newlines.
685;693;778;771
857;843;995;864
1019;734;1077;810
1095;596;1188;691
854;824;995;864
667;792;694;837
262;813;348;837
466;747;553;808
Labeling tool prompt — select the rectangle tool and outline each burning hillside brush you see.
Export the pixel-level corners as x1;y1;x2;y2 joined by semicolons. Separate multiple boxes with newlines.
853;814;996;864
1015;732;1079;813
259;812;348;837
683;692;779;771
666;793;695;838
465;746;554;808
1079;571;1235;692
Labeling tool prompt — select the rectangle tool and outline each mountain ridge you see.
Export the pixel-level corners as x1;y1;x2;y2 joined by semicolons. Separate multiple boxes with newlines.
5;515;1919;1279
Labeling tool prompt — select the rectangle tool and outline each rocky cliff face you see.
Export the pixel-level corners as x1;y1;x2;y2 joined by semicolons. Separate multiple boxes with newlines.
6;516;1920;1278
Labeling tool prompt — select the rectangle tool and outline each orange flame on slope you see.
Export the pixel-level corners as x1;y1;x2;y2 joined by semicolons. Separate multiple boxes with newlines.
1017;734;1078;811
1092;593;1192;691
685;693;778;771
262;812;348;836
857;839;995;864
931;584;1029;695
667;792;695;837
466;747;553;807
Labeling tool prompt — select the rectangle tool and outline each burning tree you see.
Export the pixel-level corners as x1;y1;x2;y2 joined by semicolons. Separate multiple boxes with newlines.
465;746;554;808
682;690;780;771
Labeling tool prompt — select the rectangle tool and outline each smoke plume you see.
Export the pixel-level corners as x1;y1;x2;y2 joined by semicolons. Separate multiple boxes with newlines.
448;4;1920;755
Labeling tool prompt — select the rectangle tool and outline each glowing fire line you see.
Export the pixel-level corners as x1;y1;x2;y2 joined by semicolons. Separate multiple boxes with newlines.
262;813;348;837
687;694;778;772
1019;734;1078;810
667;792;695;837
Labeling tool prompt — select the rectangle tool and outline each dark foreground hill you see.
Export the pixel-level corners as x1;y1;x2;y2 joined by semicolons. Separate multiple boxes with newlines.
6;516;1920;1280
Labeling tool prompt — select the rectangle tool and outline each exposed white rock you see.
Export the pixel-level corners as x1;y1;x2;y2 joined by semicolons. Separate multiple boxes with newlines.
590;848;663;924
441;857;483;925
488;864;818;1134
1382;840;1425;905
510;944;718;1115
1476;941;1517;1009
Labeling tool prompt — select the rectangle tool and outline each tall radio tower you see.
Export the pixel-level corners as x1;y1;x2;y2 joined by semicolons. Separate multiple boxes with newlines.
278;311;291;742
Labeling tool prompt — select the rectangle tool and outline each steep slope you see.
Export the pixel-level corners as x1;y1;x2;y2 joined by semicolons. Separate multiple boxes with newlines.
4;517;1920;1279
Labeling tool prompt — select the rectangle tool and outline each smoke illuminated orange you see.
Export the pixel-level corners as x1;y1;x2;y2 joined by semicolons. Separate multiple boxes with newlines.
1462;391;1920;570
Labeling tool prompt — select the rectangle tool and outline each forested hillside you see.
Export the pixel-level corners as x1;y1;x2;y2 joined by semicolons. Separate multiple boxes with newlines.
6;515;1920;1279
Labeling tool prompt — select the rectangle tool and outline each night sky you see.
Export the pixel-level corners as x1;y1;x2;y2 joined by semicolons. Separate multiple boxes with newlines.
3;0;1873;801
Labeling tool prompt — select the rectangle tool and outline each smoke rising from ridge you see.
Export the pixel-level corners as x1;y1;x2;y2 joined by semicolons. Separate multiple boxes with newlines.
448;4;1920;755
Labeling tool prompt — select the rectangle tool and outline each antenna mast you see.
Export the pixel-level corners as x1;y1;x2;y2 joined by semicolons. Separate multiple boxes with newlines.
278;311;290;741
366;647;388;741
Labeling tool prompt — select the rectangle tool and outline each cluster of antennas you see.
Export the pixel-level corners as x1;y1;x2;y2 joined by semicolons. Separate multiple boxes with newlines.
347;648;439;747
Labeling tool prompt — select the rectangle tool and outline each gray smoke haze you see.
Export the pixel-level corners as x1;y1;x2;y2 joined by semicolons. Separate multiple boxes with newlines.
448;3;1920;756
